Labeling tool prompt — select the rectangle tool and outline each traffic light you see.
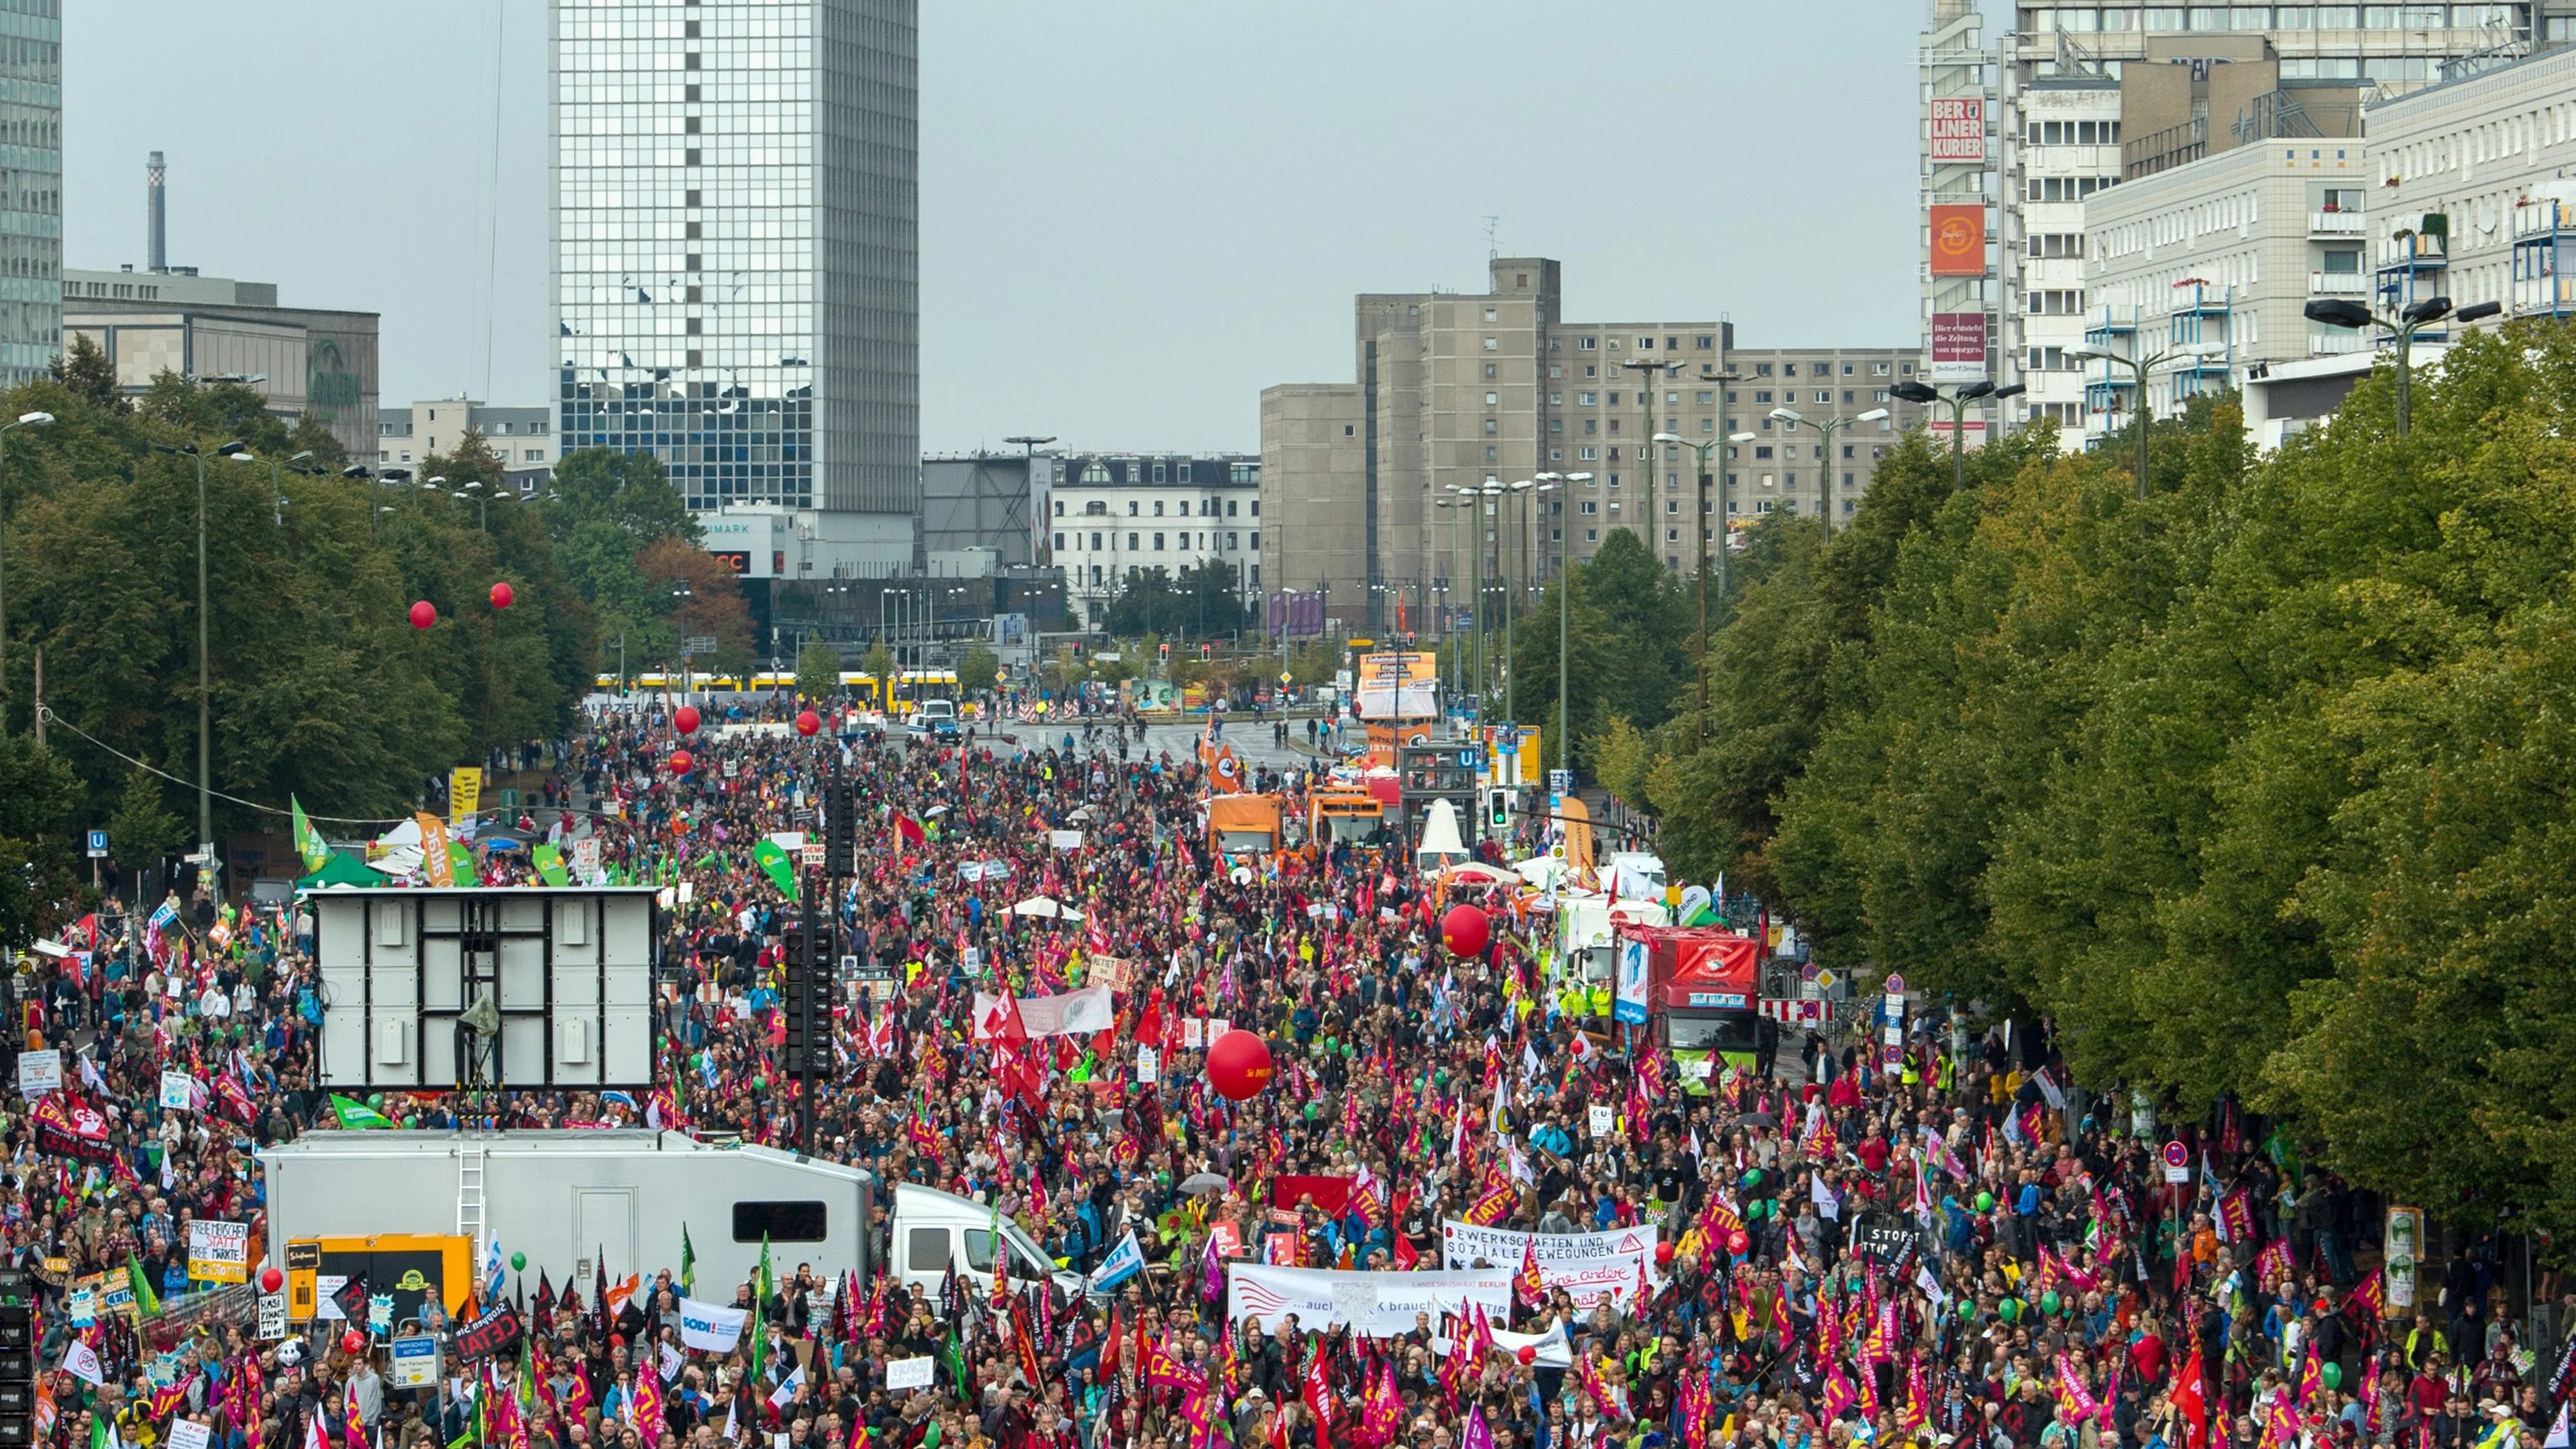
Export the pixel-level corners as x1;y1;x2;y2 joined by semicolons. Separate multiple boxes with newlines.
1487;788;1511;831
0;1301;34;1448
1200;642;1211;660
1159;641;1171;663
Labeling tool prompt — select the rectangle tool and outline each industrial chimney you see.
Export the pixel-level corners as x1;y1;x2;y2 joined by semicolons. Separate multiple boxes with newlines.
147;151;166;274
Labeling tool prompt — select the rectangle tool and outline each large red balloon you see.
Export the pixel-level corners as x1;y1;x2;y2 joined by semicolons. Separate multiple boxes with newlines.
488;582;515;610
1442;904;1491;957
794;708;821;737
407;600;436;630
668;749;694;776
260;1266;284;1293
673;706;702;736
1205;1029;1274;1101
341;1329;365;1355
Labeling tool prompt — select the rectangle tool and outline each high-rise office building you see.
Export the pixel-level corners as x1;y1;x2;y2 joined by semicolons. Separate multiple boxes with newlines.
550;0;918;577
0;1;59;387
1260;257;1926;631
1930;2;2574;433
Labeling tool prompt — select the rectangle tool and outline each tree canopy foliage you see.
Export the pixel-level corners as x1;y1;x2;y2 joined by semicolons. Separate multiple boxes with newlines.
0;379;732;952
1572;327;2576;1233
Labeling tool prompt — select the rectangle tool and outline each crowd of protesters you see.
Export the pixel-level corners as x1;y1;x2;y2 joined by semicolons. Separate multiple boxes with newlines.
11;696;2573;1449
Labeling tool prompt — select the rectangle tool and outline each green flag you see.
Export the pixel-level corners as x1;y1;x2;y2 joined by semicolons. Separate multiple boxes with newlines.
292;796;329;874
532;842;571;888
680;1224;696;1294
751;1233;775;1382
751;838;799;899
125;1252;160;1321
450;841;483;887
329;1094;395;1130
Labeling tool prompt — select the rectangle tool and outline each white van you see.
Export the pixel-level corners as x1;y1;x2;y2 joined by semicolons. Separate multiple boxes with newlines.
890;1181;1088;1299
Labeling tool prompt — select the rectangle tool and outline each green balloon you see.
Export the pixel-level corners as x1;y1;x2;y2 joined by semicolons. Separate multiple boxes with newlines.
2322;1362;2342;1390
1975;1191;1994;1213
510;1253;526;1272
1958;1300;1977;1321
1742;1170;1761;1188
367;1094;384;1110
2041;1291;2061;1316
1999;1298;2021;1321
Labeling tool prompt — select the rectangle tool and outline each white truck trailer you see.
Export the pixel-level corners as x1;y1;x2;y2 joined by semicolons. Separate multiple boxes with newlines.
259;1129;879;1294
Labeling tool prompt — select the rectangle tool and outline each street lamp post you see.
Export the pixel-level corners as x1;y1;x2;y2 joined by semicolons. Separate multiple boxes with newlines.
0;408;54;735
2302;295;2501;438
1518;475;1562;764
150;437;248;869
2067;343;2226;498
1891;379;2027;492
1766;406;1891;531
1654;430;1742;746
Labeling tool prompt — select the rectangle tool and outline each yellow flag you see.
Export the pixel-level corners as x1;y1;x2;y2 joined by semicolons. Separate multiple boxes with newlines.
418;813;455;886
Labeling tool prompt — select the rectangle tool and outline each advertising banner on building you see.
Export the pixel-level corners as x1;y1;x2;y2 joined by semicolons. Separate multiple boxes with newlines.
1929;205;1987;277
1929;99;1987;163
1930;311;1989;384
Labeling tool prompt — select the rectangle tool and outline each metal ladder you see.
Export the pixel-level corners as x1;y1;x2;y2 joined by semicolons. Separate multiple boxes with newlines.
457;1139;487;1250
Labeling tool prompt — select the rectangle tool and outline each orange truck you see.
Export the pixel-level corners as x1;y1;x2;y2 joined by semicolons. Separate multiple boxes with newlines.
1208;793;1284;857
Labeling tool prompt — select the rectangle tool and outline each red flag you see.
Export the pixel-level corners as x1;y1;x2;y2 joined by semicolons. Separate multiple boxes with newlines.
895;815;925;848
2170;1343;2209;1449
1303;1347;1336;1449
1515;1235;1544;1306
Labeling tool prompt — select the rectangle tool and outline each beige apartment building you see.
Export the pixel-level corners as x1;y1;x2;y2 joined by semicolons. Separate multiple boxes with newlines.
1260;257;1926;632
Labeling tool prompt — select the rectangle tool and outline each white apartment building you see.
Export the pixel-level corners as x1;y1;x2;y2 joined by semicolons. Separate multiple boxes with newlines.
2081;137;2370;440
2363;40;2576;327
1048;453;1261;628
1947;1;2576;430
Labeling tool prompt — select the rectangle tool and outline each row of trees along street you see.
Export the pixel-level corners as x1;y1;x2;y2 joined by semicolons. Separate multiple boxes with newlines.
0;338;753;947
1510;322;2576;1236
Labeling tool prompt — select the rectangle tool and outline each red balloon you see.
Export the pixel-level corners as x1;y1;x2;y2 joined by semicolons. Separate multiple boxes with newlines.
1441;904;1491;958
407;600;436;630
1515;1344;1538;1366
668;749;694;775
1726;1230;1749;1255
1204;1029;1274;1101
341;1329;365;1355
1655;1242;1676;1266
795;708;822;736
673;706;702;736
488;582;515;610
259;1266;283;1293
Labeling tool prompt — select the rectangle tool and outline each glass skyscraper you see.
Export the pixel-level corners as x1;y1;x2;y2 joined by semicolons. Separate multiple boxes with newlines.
0;0;60;387
551;0;917;526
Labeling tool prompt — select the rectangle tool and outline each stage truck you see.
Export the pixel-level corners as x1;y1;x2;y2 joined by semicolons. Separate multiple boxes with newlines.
1611;922;1769;1090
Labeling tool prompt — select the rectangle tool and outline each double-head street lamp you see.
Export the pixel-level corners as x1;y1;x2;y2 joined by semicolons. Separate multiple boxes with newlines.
149;436;248;867
1891;379;2026;492
2067;342;2225;498
0;409;53;735
2302;294;2503;437
1654;429;1744;746
1766;406;1891;531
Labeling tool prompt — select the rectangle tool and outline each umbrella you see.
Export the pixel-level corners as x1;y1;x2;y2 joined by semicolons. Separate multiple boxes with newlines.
1735;1111;1780;1130
1009;895;1084;921
1177;1173;1231;1196
297;851;390;890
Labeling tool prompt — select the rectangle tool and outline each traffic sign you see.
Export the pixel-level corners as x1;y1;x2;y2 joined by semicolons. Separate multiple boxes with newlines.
1798;960;1819;984
1814;968;1839;993
1883;973;1906;997
85;830;106;859
2161;1139;2188;1169
1881;1043;1902;1067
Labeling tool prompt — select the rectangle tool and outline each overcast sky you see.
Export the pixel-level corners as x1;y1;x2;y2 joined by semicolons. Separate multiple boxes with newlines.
65;2;1992;456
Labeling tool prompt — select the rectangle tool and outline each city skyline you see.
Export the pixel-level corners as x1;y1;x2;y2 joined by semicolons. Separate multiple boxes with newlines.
60;1;1945;455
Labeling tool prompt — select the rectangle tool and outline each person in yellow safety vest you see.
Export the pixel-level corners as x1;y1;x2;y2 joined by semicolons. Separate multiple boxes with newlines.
1936;1054;1957;1093
1901;1047;1922;1088
1586;980;1612;1019
1557;982;1589;1022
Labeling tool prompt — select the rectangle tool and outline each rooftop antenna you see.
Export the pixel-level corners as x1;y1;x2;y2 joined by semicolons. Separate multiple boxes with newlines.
1484;215;1499;259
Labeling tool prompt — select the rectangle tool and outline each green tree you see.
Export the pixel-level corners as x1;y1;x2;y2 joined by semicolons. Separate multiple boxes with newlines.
795;638;844;703
861;641;896;690
1586;715;1652;807
105;762;183;870
48;333;122;412
0;736;82;952
1512;528;1691;772
538;448;699;670
957;645;1000;698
